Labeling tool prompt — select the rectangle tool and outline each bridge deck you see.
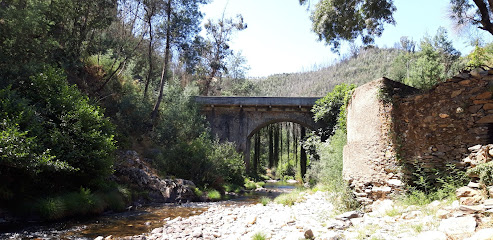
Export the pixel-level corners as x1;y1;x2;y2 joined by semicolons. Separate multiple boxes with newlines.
193;96;322;107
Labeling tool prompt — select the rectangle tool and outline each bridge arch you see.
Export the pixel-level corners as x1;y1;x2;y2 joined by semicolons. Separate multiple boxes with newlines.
194;97;325;171
247;118;317;140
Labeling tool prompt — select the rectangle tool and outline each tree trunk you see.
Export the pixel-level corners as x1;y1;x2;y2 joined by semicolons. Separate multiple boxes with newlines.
150;0;171;122
300;126;307;178
268;125;274;168
253;132;260;175
274;124;279;168
143;8;154;100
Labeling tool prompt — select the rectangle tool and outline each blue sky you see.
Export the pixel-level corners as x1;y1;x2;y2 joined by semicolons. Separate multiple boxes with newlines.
201;0;492;77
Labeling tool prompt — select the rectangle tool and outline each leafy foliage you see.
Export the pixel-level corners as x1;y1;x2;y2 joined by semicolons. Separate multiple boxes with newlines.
389;28;463;89
301;0;396;51
303;0;493;50
312;83;356;136
0;67;116;201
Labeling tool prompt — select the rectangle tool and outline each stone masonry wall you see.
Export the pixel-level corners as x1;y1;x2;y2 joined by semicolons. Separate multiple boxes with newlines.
343;78;416;205
344;69;493;206
394;69;493;179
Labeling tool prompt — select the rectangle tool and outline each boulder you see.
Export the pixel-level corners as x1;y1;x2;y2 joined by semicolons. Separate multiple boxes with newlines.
416;231;447;240
456;186;481;198
114;150;197;203
438;216;477;237
464;228;493;240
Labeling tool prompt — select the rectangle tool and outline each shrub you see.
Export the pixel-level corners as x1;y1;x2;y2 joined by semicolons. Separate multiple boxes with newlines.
21;67;116;190
260;197;271;206
207;190;221;201
1;67;116;200
467;161;493;186
274;189;304;206
251;232;267;240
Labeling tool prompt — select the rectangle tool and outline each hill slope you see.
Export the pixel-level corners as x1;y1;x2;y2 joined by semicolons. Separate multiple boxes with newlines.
251;48;402;97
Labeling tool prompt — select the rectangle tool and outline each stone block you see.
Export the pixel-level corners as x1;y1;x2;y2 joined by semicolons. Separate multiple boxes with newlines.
477;115;493;123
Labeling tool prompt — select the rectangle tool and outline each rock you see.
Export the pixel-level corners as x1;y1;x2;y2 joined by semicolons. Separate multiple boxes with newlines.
471;68;486;78
477;115;493;124
484;199;493;208
439;113;449;118
335;211;363;221
436;209;452;219
192;229;202;238
469;145;483;152
320;231;343;240
460;196;484;206
468;182;481;189
475;91;493;100
451;89;464;98
151;228;162;234
460;205;484;212
326;220;349;230
456;186;481;198
94;237;104;240
247;215;257;225
438;216;477;236
372;186;392;193
402;210;421;220
387;179;403;187
464;228;493;240
370;199;394;215
304;229;314;239
416;231;447;240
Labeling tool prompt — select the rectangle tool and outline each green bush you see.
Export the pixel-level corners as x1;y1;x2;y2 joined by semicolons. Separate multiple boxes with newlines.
311;83;356;136
251;232;267;240
1;67;116;201
23;67;116;190
207;190;221;201
467;161;493;185
260;197;271;206
274;189;304;206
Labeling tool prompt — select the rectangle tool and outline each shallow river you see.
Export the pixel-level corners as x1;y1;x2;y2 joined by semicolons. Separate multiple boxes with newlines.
0;183;297;239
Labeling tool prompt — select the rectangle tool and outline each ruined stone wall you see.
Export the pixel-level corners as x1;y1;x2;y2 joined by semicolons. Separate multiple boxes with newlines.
394;70;493;178
343;78;415;205
344;69;493;205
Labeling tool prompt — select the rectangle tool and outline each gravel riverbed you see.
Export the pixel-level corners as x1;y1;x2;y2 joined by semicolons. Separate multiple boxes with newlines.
97;190;493;240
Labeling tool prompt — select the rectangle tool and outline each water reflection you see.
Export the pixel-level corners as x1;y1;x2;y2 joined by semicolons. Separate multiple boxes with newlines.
0;182;299;239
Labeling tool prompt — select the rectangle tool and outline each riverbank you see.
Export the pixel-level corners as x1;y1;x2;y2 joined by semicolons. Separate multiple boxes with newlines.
113;190;493;240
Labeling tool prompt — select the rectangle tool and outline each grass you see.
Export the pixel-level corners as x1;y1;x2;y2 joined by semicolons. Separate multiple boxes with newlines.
274;189;304;206
385;207;402;217
193;187;203;197
223;183;242;193
34;186;130;220
251;232;267;240
207;190;221;201
260;197;271;206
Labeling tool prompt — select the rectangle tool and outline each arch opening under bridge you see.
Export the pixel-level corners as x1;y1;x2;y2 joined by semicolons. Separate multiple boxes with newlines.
194;96;325;171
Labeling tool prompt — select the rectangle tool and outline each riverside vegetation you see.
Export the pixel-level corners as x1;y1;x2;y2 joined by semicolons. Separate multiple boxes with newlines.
4;1;493;239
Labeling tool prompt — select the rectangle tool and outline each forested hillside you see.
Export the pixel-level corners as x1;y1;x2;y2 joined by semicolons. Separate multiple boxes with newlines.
252;48;401;97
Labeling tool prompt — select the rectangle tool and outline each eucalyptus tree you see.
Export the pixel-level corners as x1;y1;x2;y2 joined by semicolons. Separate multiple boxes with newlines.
300;0;493;51
201;14;247;95
150;0;207;121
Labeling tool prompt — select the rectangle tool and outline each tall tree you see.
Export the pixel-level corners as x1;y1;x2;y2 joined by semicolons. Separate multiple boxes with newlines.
301;0;493;51
150;0;206;121
142;0;162;99
201;14;247;95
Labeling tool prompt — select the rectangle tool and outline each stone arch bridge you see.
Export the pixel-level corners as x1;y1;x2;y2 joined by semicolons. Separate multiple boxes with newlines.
193;96;324;169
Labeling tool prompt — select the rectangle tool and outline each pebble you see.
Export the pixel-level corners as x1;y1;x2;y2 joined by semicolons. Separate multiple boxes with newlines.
120;190;493;240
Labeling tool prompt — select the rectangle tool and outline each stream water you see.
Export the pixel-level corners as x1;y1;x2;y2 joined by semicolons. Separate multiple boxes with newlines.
0;182;298;240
